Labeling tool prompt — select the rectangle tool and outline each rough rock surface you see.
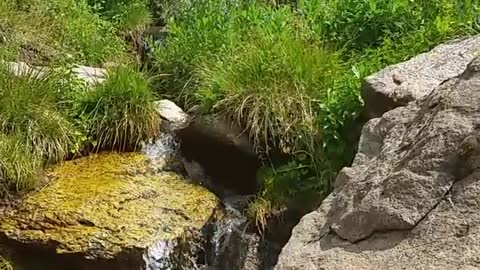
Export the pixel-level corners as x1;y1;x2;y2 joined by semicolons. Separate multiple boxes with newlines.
275;57;480;270
0;152;218;268
362;35;480;119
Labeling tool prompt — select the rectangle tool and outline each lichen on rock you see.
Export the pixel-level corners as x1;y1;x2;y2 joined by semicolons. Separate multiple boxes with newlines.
0;152;219;266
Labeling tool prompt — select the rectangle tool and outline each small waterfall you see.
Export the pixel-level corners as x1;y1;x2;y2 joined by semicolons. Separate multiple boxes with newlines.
143;132;179;159
143;241;178;270
142;132;183;173
140;132;266;270
139;116;269;270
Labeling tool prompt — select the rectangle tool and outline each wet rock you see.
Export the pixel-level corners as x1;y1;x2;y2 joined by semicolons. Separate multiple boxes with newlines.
0;152;219;269
155;100;190;130
362;35;480;119
206;209;263;270
176;114;260;196
275;57;480;269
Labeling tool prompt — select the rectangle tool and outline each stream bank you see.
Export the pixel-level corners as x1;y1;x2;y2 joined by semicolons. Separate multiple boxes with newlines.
0;99;298;270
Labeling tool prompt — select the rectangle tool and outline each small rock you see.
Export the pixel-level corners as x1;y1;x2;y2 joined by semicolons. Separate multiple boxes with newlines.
155;99;190;129
275;56;480;270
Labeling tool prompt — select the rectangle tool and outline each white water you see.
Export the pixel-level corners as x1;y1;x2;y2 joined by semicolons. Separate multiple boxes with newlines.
140;130;264;270
142;132;179;161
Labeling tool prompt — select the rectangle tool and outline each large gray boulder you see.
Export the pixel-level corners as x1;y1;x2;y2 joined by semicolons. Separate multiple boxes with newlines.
362;35;480;119
275;57;480;270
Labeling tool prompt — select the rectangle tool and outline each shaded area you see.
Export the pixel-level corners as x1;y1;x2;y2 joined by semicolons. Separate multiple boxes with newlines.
176;116;261;196
1;235;142;270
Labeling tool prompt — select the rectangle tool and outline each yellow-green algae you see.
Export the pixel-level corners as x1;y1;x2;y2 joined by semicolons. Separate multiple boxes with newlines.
0;152;219;259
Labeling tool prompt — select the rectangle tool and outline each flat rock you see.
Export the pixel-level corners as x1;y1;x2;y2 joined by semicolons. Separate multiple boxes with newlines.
362;35;480;119
275;57;480;269
0;152;218;268
3;61;106;84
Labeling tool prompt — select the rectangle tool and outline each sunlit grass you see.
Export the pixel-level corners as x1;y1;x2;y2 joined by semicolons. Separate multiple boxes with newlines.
78;65;160;151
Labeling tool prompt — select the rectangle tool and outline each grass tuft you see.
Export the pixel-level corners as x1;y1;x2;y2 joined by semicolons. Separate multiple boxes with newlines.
79;65;160;151
0;133;41;195
245;196;273;235
0;66;76;163
0;256;12;270
197;29;343;155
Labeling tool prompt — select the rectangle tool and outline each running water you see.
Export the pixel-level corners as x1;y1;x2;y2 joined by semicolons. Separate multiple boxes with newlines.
139;130;266;270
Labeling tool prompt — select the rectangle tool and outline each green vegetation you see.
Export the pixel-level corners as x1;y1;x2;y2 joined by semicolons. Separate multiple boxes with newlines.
0;0;158;195
151;0;480;228
0;134;41;195
0;0;479;232
76;66;160;151
0;66;76;163
0;0;128;65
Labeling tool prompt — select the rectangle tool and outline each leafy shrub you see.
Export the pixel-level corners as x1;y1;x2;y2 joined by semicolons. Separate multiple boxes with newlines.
88;0;152;31
77;65;160;151
297;0;479;52
0;66;77;163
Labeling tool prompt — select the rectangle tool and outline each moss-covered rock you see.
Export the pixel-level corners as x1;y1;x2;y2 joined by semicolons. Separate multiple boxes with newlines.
0;152;219;267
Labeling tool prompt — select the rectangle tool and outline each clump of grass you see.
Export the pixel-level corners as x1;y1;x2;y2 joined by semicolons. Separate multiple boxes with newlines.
0;66;76;163
0;133;41;195
78;65;160;151
245;196;275;236
197;28;344;155
0;0;127;65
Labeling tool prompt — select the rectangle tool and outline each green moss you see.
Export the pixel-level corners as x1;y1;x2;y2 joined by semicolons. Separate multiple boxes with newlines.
0;152;218;258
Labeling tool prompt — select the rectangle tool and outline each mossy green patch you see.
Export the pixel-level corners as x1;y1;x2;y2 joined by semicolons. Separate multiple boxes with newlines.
0;152;218;259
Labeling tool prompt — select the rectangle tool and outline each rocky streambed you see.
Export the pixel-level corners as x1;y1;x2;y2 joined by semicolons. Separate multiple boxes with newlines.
0;99;279;270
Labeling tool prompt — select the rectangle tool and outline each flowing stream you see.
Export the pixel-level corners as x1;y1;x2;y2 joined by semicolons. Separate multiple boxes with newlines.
141;130;272;270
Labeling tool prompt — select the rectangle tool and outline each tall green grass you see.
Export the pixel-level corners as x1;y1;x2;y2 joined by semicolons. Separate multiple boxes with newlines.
0;66;76;163
197;29;342;155
77;65;160;151
0;133;41;195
